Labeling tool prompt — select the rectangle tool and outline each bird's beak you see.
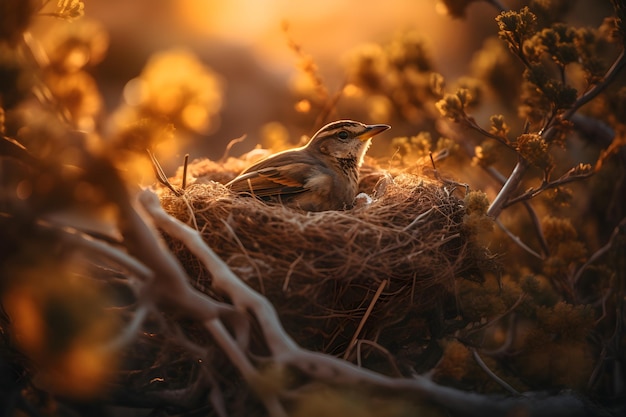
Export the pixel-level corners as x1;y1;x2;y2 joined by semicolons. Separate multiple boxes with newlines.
356;124;391;141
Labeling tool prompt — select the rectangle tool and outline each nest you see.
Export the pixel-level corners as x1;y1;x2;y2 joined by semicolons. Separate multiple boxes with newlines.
158;158;490;373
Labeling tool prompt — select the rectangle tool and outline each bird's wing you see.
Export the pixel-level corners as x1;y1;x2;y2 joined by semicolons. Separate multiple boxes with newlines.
226;162;323;198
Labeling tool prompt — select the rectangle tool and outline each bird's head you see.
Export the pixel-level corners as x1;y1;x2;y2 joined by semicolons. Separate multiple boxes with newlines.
307;120;390;165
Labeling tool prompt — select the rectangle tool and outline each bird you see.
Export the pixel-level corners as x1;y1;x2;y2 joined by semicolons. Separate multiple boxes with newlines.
226;120;390;211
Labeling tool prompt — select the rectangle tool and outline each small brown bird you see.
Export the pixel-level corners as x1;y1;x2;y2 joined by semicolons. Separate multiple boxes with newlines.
226;120;390;211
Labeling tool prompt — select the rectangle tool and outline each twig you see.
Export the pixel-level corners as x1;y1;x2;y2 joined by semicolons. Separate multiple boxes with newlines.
502;168;594;209
219;134;247;163
487;157;529;219
450;128;550;256
463;116;514;151
481;314;519;356
522;201;550;257
282;253;304;292
343;279;388;360
495;219;543;260
488;163;549;256
182;154;189;190
572;217;626;287
471;348;520;395
463;293;526;337
402;207;434;232
484;0;507;13
33;217;154;281
102;304;151;352
563;49;626;120
204;319;287;417
148;149;182;196
429;152;469;193
86;156;237;324
356;339;403;377
140;189;296;352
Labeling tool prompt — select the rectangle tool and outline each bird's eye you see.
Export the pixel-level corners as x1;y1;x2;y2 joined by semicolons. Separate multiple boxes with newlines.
337;131;349;140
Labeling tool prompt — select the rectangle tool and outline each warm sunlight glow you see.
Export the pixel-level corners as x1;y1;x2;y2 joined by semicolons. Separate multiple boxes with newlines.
173;0;455;72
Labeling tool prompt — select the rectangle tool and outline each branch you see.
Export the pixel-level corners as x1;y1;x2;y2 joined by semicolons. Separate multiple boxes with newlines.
502;166;594;209
487;158;529;218
463;116;515;151
82;156;241;327
563;49;626;120
484;0;507;13
471;348;520;395
205;319;288;417
572;217;626;287
488;47;626;219
496;219;543;259
138;189;298;354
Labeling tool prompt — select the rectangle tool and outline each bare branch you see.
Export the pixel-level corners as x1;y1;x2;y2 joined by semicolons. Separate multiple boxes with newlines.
572;217;626;287
496;219;544;260
102;304;151;352
487;158;529;218
139;189;295;352
503;166;594;209
484;0;507;13
471;348;520;395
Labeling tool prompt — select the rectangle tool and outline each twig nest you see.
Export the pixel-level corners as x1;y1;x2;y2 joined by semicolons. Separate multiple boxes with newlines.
159;160;491;369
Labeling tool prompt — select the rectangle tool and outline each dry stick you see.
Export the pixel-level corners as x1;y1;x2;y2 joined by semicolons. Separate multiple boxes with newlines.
41;219;154;280
343;279;388;360
282;253;304;292
103;304;151;352
471;348;520;395
463;293;526;337
182;154;189;191
484;161;549;256
572;216;626;287
356;339;403;377
139;190;299;352
38;220;156;351
402;207;434;232
87;156;239;326
205;319;288;417
502;168;594;209
138;188;610;417
485;0;507;13
495;219;543;260
181;194;200;231
219;134;247;163
487;157;528;219
148;149;181;196
481;314;519;356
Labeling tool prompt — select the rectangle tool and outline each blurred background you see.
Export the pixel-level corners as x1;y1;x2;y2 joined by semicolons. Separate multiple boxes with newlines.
28;0;612;167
